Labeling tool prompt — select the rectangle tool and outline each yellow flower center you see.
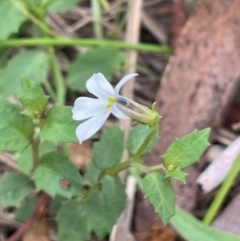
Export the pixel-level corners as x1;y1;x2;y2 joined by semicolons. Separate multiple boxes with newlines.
106;96;116;109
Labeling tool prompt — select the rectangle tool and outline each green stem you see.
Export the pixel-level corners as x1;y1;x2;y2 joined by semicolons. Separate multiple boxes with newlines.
99;160;131;180
131;162;164;173
0;38;173;53
91;0;103;39
48;47;65;105
31;137;40;169
203;155;240;225
37;7;65;106
133;124;159;162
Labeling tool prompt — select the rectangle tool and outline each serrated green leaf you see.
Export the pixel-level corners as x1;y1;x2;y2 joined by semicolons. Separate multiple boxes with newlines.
143;172;176;225
57;175;126;241
165;167;187;183
57;200;89;241
127;124;159;155
17;141;56;173
0;173;33;207
48;0;82;13
49;195;67;216
0;97;34;152
32;152;83;198
19;78;49;117
0;50;50;96
170;207;240;241
68;47;126;91
40;106;79;143
163;128;210;169
15;196;39;222
85;160;102;184
92;125;124;169
0;0;26;40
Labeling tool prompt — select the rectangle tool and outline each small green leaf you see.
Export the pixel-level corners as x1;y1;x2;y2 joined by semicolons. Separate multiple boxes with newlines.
68;47;126;91
163;128;210;169
0;50;50;96
17;141;56;173
40;106;79;143
170;207;240;241
0;173;33;207
57;176;126;241
19;78;49;117
165;167;187;183
127;124;159;155
143;172;176;225
15;196;39;222
32;152;83;198
92;125;124;169
0;0;26;40
47;0;82;13
0;97;34;152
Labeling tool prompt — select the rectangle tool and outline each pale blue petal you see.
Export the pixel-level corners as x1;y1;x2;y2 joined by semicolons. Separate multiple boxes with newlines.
86;73;115;99
72;97;107;120
76;111;111;144
114;73;138;95
111;105;130;119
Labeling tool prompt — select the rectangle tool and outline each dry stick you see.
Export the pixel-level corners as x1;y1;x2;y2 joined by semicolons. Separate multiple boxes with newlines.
110;1;142;241
6;193;51;241
141;10;168;44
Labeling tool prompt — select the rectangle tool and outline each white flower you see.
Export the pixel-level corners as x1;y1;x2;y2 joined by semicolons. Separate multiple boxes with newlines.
72;73;160;144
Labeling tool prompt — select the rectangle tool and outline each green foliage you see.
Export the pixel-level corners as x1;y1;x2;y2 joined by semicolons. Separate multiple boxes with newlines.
19;78;49;117
165;167;187;183
171;208;240;241
143;172;176;225
0;173;33;207
57;175;126;241
47;0;82;13
127;124;159;155
85;160;102;184
0;50;50;96
92;125;124;169
163;128;210;169
40;106;79;143
17;141;56;173
0;97;34;152
0;0;26;40
32;152;83;198
15;196;39;222
68;47;126;91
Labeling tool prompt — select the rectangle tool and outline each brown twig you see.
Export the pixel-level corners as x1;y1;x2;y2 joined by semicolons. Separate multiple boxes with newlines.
6;192;51;241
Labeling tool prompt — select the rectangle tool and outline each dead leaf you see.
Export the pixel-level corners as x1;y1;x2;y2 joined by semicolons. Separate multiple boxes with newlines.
23;219;50;241
68;142;92;167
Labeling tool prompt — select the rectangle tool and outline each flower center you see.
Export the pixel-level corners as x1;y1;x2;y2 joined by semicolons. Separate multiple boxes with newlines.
106;96;116;109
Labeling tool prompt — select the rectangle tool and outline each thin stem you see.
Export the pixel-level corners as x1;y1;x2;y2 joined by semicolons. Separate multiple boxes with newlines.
48;47;65;105
203;155;240;225
31;137;40;168
133;124;159;162
99;160;131;180
37;7;66;106
10;0;59;38
0;38;173;54
91;0;103;39
131;162;164;173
